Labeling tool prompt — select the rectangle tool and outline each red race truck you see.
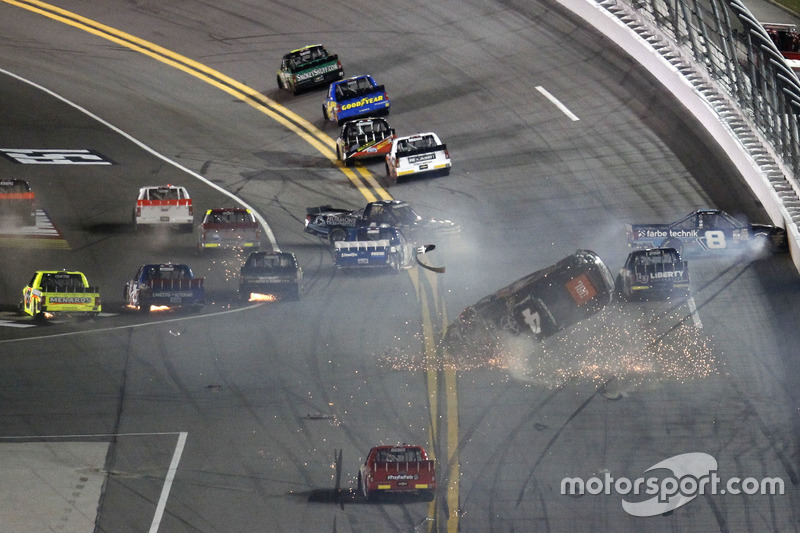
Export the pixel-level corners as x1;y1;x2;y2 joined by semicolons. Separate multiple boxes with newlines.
357;444;435;501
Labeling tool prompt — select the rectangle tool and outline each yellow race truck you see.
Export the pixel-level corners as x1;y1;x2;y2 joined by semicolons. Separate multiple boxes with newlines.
21;270;102;320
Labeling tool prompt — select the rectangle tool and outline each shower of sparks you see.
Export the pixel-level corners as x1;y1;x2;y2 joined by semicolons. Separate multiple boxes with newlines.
249;293;278;302
379;304;720;389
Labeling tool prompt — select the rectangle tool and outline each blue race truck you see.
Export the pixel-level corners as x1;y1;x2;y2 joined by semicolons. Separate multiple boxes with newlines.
322;75;390;125
333;226;414;271
125;263;205;312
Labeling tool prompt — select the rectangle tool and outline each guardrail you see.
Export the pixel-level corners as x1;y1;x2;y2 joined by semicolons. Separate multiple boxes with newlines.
558;0;800;271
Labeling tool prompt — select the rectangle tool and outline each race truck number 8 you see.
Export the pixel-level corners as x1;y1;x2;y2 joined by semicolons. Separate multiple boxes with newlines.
705;230;726;249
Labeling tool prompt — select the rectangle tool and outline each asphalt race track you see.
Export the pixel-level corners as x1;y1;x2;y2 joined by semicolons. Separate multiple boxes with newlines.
0;0;799;531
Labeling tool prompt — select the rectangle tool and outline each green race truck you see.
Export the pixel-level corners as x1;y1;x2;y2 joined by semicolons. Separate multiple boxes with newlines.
277;44;344;95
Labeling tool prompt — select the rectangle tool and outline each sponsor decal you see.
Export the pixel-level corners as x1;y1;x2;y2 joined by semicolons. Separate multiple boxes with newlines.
565;274;596;306
295;63;339;81
669;229;698;238
152;291;195;298
652;271;681;278
387;474;420;480
341;94;385;110
561;452;784;517
49;296;92;304
1;149;115;165
324;215;357;227
409;153;436;164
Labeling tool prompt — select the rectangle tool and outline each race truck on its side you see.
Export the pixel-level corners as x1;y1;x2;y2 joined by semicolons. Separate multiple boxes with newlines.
239;251;303;300
385;132;451;185
335;117;395;166
616;247;690;300
442;250;615;359
276;44;344;95
0;178;36;227
763;23;800;73
333;226;415;271
322;75;390;125
133;184;193;232
21;270;101;320
357;445;436;502
304;200;459;244
125;263;204;313
626;209;787;256
197;207;261;254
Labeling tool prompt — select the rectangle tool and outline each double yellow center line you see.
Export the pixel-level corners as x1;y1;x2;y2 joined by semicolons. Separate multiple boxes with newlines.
3;1;458;529
3;0;392;203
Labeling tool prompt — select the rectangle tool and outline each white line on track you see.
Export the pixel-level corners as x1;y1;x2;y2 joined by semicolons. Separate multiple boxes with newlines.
0;431;187;533
150;432;188;533
536;86;580;121
0;303;264;343
687;296;703;328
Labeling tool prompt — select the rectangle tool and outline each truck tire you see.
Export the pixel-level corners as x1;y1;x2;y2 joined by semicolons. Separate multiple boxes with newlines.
276;75;282;90
322;104;329;121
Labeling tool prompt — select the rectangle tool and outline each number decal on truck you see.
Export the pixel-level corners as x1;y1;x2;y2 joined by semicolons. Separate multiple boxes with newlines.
704;230;727;249
521;308;541;335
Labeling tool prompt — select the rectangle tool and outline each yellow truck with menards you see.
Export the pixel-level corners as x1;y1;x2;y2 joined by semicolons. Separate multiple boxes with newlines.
21;270;101;320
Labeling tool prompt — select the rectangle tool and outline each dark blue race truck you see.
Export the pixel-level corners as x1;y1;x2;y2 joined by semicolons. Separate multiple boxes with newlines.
124;263;205;313
616;247;690;300
333;226;414;271
626;209;786;256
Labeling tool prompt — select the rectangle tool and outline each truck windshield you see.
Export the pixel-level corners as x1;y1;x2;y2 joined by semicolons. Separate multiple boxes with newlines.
40;273;84;290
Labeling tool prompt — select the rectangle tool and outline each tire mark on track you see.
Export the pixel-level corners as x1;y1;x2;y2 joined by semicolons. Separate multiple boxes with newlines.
515;376;615;507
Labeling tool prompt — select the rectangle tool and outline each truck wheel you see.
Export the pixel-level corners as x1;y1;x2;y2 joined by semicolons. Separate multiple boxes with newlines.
140;301;151;313
276;75;282;90
322;104;329;121
328;227;347;244
749;233;771;259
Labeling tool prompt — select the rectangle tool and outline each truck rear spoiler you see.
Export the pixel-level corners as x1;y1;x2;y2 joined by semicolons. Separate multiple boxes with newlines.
334;240;390;251
371;460;435;473
146;278;204;289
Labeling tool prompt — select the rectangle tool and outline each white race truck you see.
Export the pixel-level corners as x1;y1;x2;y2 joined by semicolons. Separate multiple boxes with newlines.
133;185;193;232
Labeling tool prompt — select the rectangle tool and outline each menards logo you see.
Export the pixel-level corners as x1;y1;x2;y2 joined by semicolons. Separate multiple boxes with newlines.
295;63;338;81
